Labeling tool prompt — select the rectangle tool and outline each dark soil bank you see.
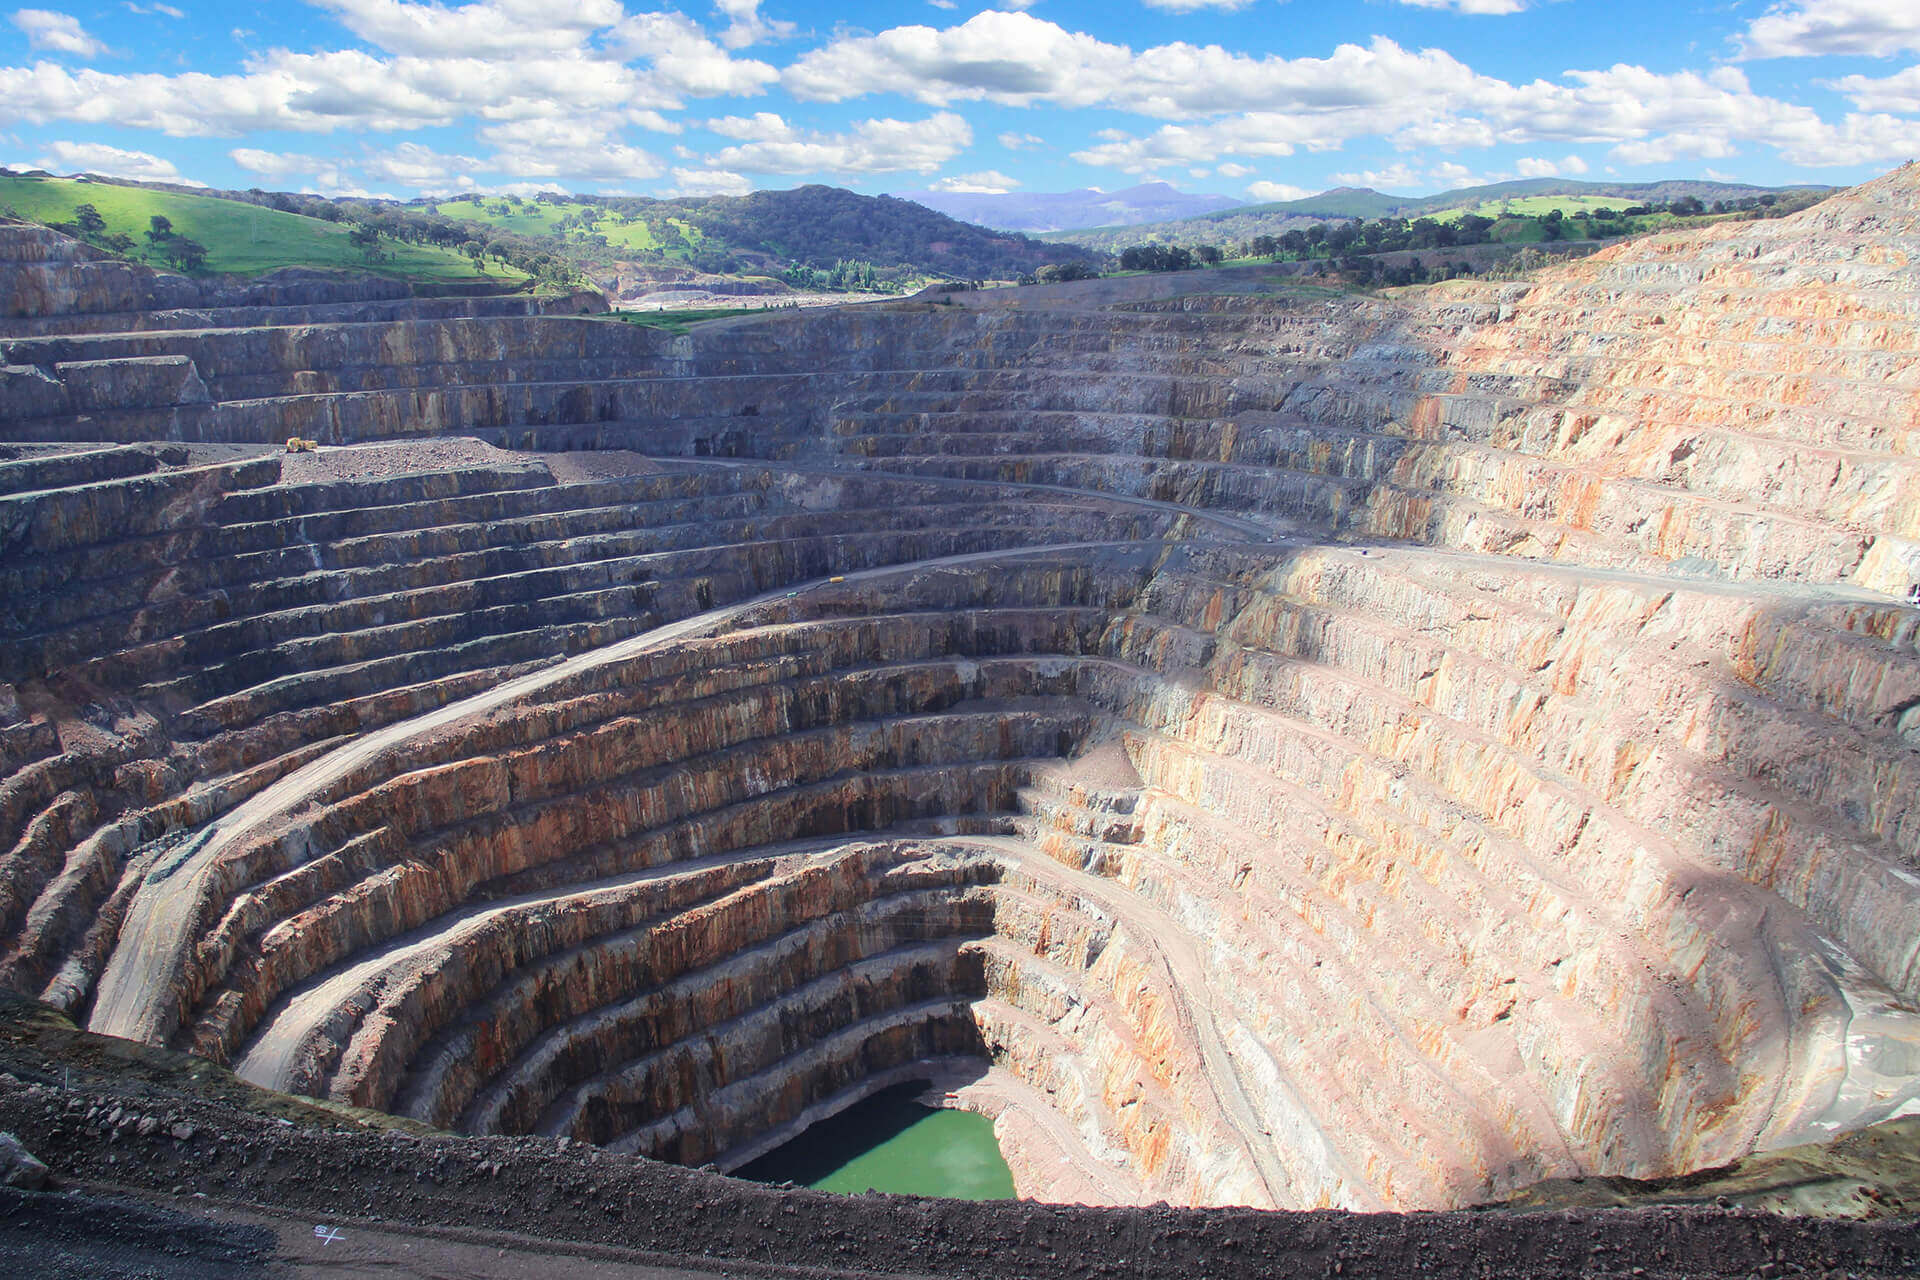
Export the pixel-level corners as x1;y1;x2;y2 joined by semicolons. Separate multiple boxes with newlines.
0;1065;1913;1280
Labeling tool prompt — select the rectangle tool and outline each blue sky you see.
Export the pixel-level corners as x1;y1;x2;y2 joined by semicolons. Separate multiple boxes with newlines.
3;0;1919;202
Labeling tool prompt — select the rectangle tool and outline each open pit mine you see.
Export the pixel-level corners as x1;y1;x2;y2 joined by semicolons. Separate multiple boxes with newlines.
2;163;1920;1257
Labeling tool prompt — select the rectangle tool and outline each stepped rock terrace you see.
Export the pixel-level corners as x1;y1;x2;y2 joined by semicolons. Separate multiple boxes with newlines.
2;167;1920;1222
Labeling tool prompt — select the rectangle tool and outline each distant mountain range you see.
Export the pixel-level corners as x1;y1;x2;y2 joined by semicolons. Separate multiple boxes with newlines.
894;181;1243;233
1227;177;1833;222
1037;176;1836;252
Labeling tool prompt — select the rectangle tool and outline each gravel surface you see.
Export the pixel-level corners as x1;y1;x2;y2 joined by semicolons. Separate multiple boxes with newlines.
544;450;673;484
279;438;546;485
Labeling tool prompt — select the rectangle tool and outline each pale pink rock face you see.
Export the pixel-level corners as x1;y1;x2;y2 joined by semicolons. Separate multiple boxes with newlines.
1;166;1918;1212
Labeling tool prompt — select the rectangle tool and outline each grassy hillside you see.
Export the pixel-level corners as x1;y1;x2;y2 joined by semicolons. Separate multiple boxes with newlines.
1442;195;1628;220
0;173;518;282
421;185;1091;289
430;196;705;257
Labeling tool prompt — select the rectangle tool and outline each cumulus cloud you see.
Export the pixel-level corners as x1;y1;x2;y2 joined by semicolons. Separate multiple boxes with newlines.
122;2;187;16
703;111;972;175
1246;179;1308;201
668;165;752;195
232;141;558;194
1513;153;1589;177
1737;0;1920;60
308;0;625;58
479;116;664;180
38;139;201;183
1329;163;1421;189
1073;55;1920;175
11;9;107;56
1141;0;1256;11
1610;132;1739;166
784;19;1496;121
930;169;1019;192
782;13;1920;178
0;0;778;146
713;0;794;49
1396;0;1531;12
0;25;765;140
360;140;485;184
229;146;326;176
0;2;1912;198
1826;64;1920;113
608;11;780;98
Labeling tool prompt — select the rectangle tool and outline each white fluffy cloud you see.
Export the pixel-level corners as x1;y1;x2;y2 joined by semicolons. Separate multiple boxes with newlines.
360;140;484;184
667;165;752;195
1245;179;1307;201
1609;132;1740;166
713;0;794;50
784;18;1496;121
1737;0;1920;60
1073;56;1920;174
0;1;776;142
930;169;1019;192
1330;162;1422;189
308;0;625;58
0;2;1912;200
1396;0;1531;12
11;9;107;56
1141;0;1256;11
1514;153;1589;177
704;111;972;175
479;117;664;180
1826;65;1920;112
38;139;199;183
0;36;763;139
609;11;779;98
229;146;325;176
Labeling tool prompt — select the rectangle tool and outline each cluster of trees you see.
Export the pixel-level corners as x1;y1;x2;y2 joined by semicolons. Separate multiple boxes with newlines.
143;214;209;270
781;259;889;291
1328;255;1492;288
1043;186;1831;292
1225;213;1509;264
53;204;208;271
1116;243;1224;272
1222;191;1828;266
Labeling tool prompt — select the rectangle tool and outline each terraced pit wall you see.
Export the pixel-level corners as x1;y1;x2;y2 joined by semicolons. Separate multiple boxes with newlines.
0;169;1918;1214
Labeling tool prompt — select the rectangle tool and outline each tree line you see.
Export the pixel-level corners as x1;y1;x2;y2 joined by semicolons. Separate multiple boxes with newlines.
1035;189;1832;288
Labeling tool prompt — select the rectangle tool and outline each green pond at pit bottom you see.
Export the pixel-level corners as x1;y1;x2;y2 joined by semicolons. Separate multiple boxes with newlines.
736;1082;1015;1200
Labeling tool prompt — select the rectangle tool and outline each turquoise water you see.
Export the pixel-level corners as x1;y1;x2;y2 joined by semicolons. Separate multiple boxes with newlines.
737;1082;1015;1200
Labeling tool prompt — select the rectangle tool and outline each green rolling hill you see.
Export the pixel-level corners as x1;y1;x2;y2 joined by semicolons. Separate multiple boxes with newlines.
0;172;522;283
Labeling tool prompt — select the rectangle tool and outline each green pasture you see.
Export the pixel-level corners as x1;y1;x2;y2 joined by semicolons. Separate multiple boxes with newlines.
0;175;512;281
433;197;707;258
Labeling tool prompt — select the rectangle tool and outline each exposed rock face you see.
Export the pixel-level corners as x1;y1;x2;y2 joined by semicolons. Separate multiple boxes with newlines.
1;169;1919;1216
